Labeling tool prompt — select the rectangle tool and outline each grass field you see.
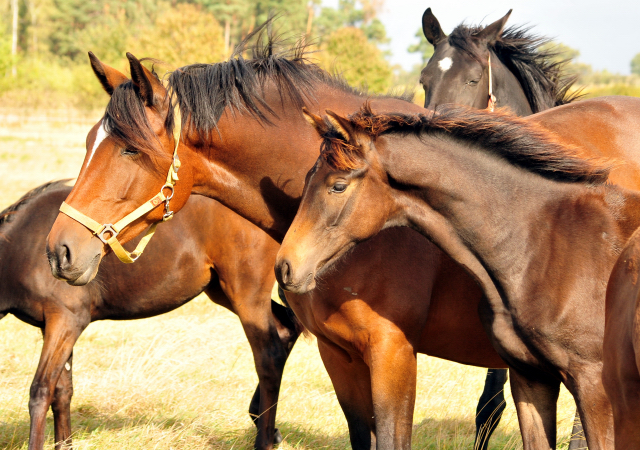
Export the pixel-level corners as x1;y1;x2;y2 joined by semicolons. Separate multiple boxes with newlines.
0;108;580;449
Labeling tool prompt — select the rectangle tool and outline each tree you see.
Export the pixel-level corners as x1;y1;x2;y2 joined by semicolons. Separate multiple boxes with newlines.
632;53;640;76
314;0;387;45
407;28;433;64
317;26;391;93
129;3;225;67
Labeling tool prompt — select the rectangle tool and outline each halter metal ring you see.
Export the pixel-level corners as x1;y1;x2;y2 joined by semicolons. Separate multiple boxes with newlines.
97;224;119;244
162;184;174;200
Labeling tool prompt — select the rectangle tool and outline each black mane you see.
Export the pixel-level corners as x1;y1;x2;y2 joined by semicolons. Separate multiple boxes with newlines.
100;20;413;157
448;24;580;113
335;104;611;185
166;22;411;142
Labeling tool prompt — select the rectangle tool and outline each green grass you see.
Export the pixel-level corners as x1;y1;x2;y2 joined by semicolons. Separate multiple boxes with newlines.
0;110;579;449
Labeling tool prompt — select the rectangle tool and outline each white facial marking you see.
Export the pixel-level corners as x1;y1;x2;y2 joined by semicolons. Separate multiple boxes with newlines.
438;57;453;72
65;362;71;371
87;123;107;168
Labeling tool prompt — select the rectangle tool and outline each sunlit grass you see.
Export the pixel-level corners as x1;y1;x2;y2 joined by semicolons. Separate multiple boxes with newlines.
0;110;579;449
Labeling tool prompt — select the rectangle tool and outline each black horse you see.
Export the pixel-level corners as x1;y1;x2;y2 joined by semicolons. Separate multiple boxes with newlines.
0;180;299;450
419;8;585;449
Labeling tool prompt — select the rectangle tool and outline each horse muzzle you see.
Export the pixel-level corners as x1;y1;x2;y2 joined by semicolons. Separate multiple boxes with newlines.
46;216;104;285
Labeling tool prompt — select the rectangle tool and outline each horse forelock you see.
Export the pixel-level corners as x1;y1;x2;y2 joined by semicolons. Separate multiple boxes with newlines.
448;24;580;112
103;80;173;167
346;104;612;185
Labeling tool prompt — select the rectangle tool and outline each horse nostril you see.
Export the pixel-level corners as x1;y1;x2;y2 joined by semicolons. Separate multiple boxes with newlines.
58;244;72;270
280;260;291;286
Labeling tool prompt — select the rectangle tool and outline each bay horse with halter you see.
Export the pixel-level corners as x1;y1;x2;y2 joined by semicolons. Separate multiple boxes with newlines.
418;8;585;448
277;103;640;449
44;28;640;448
2;180;299;450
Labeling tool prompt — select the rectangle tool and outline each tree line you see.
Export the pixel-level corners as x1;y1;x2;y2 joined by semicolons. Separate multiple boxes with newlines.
0;0;399;107
1;0;639;108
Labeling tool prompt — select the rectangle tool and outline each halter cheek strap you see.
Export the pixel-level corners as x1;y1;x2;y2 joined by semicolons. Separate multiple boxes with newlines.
487;53;497;112
59;109;182;264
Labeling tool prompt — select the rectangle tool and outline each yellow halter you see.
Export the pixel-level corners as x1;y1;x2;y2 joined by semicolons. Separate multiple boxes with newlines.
59;109;182;263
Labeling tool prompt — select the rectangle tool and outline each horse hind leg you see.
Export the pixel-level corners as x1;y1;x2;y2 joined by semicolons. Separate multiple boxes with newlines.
475;368;508;450
51;353;74;450
247;300;300;446
509;369;560;450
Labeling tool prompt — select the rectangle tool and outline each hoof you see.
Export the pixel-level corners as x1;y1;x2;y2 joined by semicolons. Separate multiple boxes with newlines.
273;428;283;444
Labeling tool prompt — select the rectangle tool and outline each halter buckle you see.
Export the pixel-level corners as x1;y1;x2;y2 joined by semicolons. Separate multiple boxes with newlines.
96;224;119;244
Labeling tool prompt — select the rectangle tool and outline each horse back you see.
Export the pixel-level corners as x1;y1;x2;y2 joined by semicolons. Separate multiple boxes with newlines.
529;96;640;190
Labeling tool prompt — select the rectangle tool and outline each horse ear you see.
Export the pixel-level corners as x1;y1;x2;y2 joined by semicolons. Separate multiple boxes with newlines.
88;52;128;96
325;110;355;143
126;52;166;107
302;107;329;135
422;8;446;46
474;10;512;44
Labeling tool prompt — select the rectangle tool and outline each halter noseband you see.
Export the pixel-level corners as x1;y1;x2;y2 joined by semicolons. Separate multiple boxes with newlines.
59;109;182;264
487;53;497;112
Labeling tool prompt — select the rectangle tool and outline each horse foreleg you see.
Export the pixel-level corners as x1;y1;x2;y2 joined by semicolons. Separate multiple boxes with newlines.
51;353;73;450
28;311;84;450
318;339;376;450
366;332;417;450
475;368;508;450
509;369;560;450
214;281;296;450
571;365;614;450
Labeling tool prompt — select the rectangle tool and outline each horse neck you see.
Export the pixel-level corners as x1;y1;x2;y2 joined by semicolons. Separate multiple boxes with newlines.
189;82;423;242
491;52;534;116
379;132;632;307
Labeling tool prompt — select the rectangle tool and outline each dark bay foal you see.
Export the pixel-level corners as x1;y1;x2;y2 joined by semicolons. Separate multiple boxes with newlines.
0;180;299;450
418;8;585;448
277;105;640;449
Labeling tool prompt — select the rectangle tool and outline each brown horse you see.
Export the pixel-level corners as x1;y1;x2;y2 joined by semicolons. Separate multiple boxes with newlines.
44;34;640;448
1;180;299;450
276;104;640;449
418;9;584;447
603;228;640;447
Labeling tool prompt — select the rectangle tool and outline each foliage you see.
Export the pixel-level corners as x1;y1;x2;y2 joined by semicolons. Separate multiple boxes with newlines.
0;0;395;108
314;0;387;44
632;53;640;76
317;26;391;93
128;3;225;68
407;28;433;64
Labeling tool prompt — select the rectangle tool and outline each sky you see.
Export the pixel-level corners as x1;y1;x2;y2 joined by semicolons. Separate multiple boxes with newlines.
323;0;640;75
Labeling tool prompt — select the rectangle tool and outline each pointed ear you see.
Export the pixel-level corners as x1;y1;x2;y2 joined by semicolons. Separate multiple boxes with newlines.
302;107;330;136
126;52;166;107
325;110;355;144
88;52;128;96
422;8;446;46
474;10;512;45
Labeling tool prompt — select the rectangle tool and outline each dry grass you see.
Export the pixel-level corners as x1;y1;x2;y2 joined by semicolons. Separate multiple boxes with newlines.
0;109;579;449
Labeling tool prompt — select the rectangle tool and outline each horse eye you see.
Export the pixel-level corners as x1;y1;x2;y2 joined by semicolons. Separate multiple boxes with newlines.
331;182;348;193
467;79;480;86
121;147;140;157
